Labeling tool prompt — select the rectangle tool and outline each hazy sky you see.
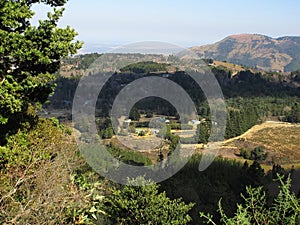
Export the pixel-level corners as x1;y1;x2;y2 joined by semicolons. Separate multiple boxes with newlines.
32;0;300;52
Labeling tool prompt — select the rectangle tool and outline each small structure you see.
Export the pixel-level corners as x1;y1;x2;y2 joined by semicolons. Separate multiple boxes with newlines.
123;119;132;129
212;121;218;125
157;117;170;123
191;120;201;125
124;119;132;124
151;129;160;135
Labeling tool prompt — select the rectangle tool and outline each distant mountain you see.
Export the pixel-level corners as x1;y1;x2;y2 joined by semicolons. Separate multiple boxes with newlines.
191;34;300;72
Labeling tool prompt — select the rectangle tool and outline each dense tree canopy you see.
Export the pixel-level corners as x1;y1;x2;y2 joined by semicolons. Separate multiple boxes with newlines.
0;0;82;136
286;103;300;123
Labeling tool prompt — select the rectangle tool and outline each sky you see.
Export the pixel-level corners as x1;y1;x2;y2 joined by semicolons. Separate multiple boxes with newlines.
31;0;300;53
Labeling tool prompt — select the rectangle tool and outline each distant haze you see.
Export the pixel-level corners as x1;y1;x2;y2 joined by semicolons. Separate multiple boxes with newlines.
31;0;300;53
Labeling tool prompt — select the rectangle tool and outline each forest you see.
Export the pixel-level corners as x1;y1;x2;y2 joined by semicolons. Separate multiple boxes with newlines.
53;59;300;141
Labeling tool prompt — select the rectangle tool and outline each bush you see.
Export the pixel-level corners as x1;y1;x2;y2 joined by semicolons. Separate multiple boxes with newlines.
240;148;251;159
252;146;268;160
0;118;91;224
138;130;146;136
146;112;154;118
103;127;114;139
200;174;300;225
240;146;268;161
103;177;194;225
170;124;181;130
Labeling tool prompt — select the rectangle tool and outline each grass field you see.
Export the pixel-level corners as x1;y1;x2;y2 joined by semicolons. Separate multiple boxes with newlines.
222;121;300;166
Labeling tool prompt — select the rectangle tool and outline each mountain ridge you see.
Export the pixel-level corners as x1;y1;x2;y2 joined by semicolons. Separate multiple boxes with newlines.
191;34;300;72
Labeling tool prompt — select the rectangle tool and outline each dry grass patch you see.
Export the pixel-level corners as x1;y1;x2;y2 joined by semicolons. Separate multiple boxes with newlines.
223;122;300;165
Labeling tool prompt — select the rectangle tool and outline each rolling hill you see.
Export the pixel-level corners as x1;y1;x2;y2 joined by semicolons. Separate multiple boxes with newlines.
191;34;300;72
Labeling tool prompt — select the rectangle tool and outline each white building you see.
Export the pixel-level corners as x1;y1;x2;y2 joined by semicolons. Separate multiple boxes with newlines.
191;120;201;125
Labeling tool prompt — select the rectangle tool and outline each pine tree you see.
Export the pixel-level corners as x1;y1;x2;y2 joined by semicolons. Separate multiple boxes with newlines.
0;0;82;140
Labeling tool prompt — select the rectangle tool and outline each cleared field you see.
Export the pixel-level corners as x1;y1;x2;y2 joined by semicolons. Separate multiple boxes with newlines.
213;61;246;75
223;121;300;165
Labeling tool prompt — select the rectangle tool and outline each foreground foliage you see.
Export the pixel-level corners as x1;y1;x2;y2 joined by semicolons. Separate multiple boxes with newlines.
1;120;300;225
200;175;300;225
0;0;82;141
103;177;194;225
0;118;106;224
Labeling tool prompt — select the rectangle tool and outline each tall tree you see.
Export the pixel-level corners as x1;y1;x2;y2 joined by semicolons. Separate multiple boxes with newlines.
197;122;210;144
0;0;82;139
287;103;300;123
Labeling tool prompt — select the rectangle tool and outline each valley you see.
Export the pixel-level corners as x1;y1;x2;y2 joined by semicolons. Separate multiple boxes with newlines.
2;0;300;223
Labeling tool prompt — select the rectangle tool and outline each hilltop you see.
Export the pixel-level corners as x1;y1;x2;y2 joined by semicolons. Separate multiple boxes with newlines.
191;34;300;72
